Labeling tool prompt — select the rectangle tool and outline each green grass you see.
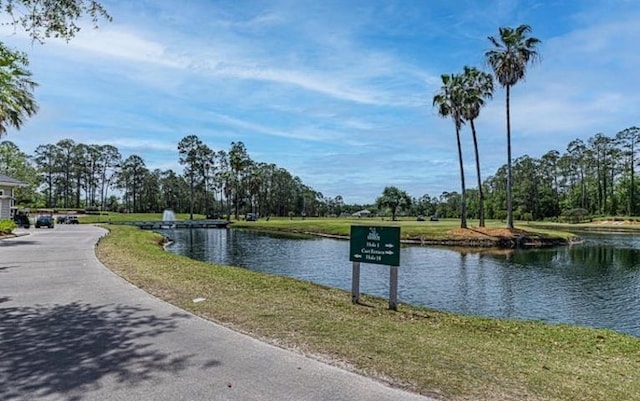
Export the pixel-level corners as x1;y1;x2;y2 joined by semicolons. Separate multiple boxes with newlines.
96;224;640;401
80;212;206;224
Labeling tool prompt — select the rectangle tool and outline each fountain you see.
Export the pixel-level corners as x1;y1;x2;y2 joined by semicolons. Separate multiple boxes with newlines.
161;209;176;229
162;209;176;221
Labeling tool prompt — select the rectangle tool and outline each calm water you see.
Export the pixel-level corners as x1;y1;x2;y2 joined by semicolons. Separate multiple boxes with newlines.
163;229;640;336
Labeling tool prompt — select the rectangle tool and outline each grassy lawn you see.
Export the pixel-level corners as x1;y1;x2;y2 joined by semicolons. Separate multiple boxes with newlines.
80;212;206;224
96;224;640;401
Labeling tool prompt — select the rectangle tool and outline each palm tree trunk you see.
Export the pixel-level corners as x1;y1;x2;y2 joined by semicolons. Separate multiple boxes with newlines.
631;138;635;215
506;85;514;229
470;119;485;227
456;124;467;229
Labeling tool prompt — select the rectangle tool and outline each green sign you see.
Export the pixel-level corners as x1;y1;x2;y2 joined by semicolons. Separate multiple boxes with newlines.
349;226;400;266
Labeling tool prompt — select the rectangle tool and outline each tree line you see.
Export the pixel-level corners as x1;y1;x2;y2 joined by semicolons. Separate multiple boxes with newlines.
0;137;349;219
483;127;640;221
371;126;640;222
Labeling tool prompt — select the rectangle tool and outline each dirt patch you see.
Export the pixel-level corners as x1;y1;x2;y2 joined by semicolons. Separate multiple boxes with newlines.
446;227;530;239
403;227;567;249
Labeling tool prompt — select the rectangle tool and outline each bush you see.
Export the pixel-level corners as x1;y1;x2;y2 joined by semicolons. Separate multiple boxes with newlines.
0;219;17;235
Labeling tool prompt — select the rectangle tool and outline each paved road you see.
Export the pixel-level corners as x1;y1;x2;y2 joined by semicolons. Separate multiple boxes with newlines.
0;225;436;401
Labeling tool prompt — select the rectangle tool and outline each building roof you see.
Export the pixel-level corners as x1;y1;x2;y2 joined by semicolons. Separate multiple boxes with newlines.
352;209;371;215
0;173;27;187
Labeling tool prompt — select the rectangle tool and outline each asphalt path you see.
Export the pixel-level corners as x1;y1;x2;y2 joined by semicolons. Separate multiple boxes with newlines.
0;224;436;401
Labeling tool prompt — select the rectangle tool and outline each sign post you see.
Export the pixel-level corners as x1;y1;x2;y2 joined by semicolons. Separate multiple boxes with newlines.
349;226;401;310
351;262;360;304
389;266;398;311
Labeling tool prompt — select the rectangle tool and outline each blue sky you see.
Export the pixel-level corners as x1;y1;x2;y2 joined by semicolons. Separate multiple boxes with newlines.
2;0;639;204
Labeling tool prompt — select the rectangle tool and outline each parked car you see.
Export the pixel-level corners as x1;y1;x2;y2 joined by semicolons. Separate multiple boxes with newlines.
56;215;68;224
245;213;258;221
67;216;79;224
35;215;54;228
430;215;439;221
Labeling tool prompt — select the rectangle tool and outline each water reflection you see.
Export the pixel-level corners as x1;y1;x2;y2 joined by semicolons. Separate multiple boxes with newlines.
163;229;640;336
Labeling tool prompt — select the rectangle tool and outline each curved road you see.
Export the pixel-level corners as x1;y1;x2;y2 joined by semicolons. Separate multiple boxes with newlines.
0;225;436;401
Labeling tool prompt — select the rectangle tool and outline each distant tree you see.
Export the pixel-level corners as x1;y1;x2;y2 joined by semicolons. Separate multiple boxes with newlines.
433;73;467;228
588;133;617;215
540;150;561;217
140;169;162;212
460;66;493;227
178;134;204;220
412;194;436;217
33;143;57;207
199;143;214;216
334;195;344;216
96;144;120;210
117;155;146;213
616;127;640;215
159;169;187;212
437;191;462;219
375;186;411;221
54;138;76;208
228;141;251;220
486;24;540;228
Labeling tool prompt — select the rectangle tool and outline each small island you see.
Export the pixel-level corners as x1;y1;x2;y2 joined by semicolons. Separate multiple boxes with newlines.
230;217;578;249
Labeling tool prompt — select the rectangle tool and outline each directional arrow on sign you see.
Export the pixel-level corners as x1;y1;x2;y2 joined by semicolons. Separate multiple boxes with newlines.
354;254;362;259
385;250;394;255
385;243;394;248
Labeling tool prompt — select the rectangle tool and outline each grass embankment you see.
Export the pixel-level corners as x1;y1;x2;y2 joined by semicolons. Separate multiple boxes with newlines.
231;217;577;247
96;225;640;401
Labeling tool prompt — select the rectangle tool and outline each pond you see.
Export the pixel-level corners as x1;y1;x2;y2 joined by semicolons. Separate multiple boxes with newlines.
162;229;640;336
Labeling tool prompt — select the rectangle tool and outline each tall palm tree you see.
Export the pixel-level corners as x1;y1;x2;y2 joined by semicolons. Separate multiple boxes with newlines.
461;66;494;227
485;24;540;229
433;73;467;229
0;43;38;137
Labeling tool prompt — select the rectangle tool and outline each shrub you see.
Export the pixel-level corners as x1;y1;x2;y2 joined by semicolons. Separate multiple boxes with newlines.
0;219;17;235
